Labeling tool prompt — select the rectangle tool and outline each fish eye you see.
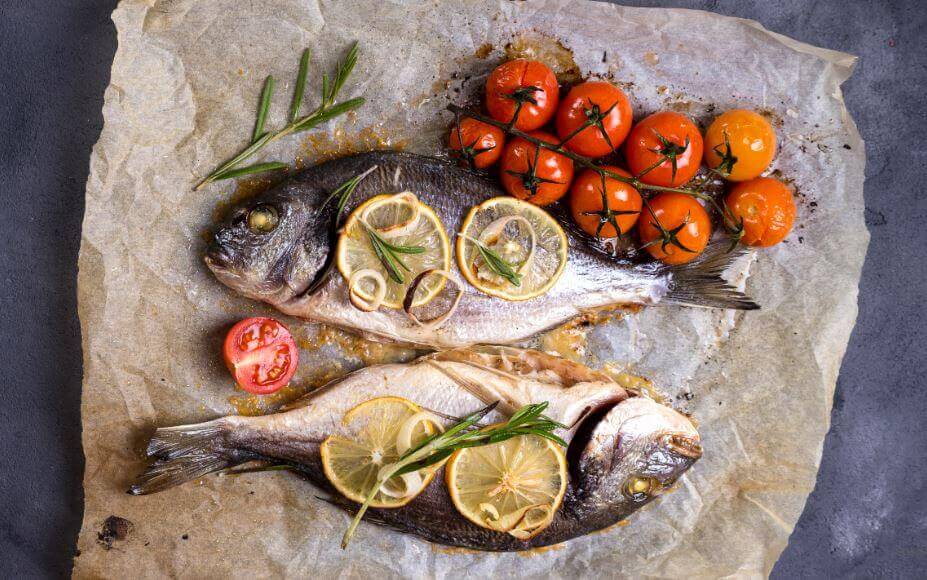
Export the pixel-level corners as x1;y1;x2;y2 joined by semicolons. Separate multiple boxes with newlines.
247;205;279;233
623;476;660;501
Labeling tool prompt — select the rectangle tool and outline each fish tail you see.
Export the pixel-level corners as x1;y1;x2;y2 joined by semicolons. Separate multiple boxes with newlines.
661;243;759;310
129;419;245;495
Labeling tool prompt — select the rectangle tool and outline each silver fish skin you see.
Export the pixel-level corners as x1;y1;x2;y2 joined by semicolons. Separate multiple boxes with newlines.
130;347;702;552
206;151;756;348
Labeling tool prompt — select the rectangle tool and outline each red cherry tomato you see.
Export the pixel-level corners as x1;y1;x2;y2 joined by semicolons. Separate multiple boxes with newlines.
485;59;559;131
499;131;574;206
569;166;642;238
637;193;711;265
223;317;298;394
448;118;506;169
624;111;704;187
556;81;633;158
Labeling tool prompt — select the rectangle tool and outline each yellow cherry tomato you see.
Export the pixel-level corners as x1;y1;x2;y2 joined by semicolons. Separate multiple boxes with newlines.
704;109;777;182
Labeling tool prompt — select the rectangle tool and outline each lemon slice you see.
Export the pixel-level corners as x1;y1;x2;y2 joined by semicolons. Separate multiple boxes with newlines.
337;193;451;309
457;197;568;301
321;396;442;508
446;434;567;539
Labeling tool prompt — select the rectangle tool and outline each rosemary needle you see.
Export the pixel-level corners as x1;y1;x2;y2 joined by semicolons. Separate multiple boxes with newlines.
195;43;364;191
290;49;311;123
253;76;274;142
212;161;288;182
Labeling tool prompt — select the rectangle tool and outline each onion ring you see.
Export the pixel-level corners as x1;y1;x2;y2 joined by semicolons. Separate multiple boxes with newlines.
402;269;463;329
360;191;422;239
347;268;387;312
395;410;444;456
378;471;425;499
483;503;553;538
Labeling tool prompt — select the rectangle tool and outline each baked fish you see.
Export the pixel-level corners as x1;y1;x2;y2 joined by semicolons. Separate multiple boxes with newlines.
131;347;701;551
206;151;756;348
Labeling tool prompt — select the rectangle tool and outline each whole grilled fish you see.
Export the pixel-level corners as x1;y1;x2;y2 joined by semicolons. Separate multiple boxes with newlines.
131;347;700;551
206;151;756;348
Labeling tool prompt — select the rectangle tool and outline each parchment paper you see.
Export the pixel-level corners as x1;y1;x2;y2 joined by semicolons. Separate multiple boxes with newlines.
75;1;866;577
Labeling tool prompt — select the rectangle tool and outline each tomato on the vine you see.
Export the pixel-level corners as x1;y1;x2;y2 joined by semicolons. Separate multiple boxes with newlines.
624;111;704;187
223;317;298;395
448;118;506;169
485;59;559;131
555;81;633;158
704;109;777;182
569;166;642;238
638;192;711;265
499;132;574;206
725;177;795;247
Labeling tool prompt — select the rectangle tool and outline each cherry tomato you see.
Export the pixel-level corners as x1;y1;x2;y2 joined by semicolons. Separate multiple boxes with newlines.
556;81;633;158
638;192;711;265
624;111;704;187
499;131;574;206
448;118;506;169
569;166;642;238
485;59;559;131
704;109;777;182
725;177;796;247
223;317;298;395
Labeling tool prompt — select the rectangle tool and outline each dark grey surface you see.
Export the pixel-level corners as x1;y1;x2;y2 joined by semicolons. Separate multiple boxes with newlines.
0;1;924;577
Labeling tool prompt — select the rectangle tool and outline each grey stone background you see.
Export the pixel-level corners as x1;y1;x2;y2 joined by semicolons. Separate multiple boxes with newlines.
0;1;924;577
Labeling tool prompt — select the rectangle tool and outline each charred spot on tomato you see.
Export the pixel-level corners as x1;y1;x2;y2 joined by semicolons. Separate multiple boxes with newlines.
247;204;279;233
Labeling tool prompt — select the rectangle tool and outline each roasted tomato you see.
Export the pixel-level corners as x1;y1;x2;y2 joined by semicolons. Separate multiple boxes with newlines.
569;166;642;238
448;118;506;169
223;317;298;395
485;59;559;131
638;192;711;265
704;109;777;181
624;111;704;187
556;81;633;158
725;177;796;247
499;132;574;206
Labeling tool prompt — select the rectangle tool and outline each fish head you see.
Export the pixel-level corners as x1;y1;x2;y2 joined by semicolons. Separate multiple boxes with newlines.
569;396;701;513
205;185;330;303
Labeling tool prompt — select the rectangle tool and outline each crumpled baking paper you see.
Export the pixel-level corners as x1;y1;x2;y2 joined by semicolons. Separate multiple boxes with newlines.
75;0;866;577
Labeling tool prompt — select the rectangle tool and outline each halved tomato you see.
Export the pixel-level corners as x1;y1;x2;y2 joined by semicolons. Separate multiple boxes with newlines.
223;317;298;394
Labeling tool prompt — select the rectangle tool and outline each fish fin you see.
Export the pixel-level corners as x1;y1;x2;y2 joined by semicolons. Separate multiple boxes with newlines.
661;242;759;310
549;202;759;310
129;419;243;495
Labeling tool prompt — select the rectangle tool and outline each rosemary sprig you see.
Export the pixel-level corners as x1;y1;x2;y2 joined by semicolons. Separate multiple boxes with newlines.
321;165;379;219
340;401;566;549
460;234;521;287
301;166;379;297
363;223;425;284
195;43;364;191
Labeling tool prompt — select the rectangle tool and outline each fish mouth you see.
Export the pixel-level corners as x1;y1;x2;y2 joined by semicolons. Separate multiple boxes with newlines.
662;433;703;459
204;245;231;271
